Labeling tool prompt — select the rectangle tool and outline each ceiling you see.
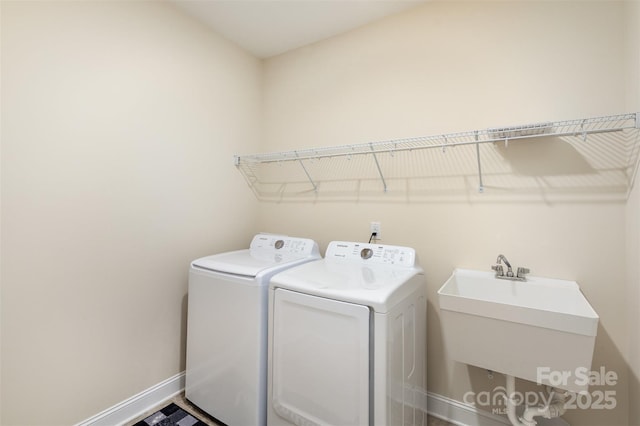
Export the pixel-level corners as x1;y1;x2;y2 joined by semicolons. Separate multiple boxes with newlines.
169;0;427;58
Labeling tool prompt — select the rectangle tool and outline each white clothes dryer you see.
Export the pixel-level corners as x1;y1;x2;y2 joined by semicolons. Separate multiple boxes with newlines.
267;241;427;426
185;234;320;426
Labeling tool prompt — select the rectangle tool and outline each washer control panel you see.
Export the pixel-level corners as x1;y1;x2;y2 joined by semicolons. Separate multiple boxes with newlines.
250;234;319;256
325;241;416;267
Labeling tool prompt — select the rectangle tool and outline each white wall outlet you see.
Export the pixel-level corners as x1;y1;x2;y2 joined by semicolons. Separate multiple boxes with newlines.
370;221;381;239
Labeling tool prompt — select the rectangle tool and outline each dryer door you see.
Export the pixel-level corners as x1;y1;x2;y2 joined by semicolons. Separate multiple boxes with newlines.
272;288;370;426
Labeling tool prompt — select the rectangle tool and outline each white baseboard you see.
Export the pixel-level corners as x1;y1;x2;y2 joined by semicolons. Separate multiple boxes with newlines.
74;372;568;426
75;372;185;426
427;391;512;426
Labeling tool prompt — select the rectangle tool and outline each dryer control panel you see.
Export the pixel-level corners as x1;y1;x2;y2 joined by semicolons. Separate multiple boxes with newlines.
250;234;319;256
325;241;416;267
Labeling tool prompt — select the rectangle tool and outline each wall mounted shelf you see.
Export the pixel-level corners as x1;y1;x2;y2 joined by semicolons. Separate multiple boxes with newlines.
235;113;640;201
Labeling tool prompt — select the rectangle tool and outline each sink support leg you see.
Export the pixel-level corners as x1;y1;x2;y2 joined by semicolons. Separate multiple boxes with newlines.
506;375;569;426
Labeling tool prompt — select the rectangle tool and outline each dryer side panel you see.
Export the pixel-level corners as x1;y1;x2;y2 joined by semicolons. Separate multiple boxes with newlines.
271;288;370;426
374;274;427;426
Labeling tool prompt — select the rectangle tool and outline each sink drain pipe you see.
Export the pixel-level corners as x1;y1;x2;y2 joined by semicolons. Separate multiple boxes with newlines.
506;374;569;426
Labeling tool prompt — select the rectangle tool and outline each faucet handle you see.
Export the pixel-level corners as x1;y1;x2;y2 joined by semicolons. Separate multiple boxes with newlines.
492;264;504;276
516;267;530;278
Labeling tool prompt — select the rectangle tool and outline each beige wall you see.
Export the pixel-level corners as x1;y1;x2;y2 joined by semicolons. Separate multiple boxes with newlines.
0;1;261;424
2;1;638;426
627;177;640;426
624;1;640;425
261;2;632;425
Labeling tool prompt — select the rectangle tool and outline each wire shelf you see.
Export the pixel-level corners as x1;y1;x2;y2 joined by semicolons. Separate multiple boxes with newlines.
235;113;640;200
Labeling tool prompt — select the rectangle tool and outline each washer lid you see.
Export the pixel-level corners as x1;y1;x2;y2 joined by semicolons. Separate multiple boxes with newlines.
192;234;320;278
270;241;424;312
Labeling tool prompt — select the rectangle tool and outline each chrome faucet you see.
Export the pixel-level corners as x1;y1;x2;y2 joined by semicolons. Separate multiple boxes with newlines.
495;254;513;277
492;254;529;281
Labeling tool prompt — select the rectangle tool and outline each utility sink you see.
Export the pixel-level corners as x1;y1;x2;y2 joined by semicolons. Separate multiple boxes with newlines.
438;268;599;393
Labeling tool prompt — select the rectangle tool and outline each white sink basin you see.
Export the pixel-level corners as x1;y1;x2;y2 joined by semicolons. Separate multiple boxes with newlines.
438;268;599;392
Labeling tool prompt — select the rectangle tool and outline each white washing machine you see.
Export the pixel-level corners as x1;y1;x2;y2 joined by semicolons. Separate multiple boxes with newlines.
185;234;320;426
267;241;427;426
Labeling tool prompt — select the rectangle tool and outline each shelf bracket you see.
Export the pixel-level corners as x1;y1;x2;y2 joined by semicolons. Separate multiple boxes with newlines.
475;132;484;193
581;119;588;141
370;143;388;192
295;151;318;192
